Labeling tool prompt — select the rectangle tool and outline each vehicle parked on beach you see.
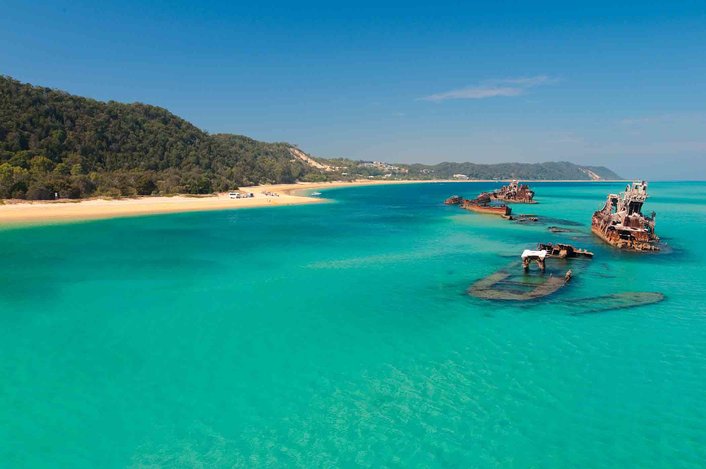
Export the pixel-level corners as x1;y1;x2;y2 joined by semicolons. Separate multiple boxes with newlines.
229;191;255;199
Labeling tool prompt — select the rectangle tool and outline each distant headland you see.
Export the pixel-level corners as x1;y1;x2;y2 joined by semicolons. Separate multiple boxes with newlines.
0;75;621;202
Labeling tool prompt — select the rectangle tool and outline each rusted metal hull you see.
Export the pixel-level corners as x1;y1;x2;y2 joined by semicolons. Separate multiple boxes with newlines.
491;193;536;204
469;252;590;301
444;195;463;205
461;202;511;217
492;180;536;203
591;224;659;252
591;181;659;252
537;243;594;259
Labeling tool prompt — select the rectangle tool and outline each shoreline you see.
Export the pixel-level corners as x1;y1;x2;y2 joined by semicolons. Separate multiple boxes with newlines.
0;179;626;226
0;180;428;226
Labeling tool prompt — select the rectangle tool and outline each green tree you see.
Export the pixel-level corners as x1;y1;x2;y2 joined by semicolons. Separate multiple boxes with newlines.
0;163;30;198
54;162;70;175
29;155;55;174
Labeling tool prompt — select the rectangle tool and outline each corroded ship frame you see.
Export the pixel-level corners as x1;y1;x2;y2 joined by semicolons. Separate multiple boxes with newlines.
591;181;659;251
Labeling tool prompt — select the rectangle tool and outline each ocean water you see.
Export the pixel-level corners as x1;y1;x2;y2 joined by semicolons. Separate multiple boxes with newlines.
1;182;705;468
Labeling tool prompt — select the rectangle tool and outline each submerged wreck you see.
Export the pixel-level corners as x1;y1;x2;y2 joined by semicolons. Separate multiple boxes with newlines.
491;180;536;203
569;292;665;315
469;244;591;301
592;181;659;251
469;269;566;301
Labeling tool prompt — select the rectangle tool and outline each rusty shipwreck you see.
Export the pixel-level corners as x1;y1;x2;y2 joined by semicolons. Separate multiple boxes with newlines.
469;244;592;301
462;193;511;217
444;195;463;205
537;243;594;259
591;181;659;251
444;192;511;217
491;180;536;203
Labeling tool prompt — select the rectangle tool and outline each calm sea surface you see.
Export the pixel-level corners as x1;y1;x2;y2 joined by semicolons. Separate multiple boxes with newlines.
1;182;705;468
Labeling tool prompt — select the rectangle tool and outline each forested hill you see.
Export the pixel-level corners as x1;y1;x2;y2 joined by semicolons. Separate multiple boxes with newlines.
0;76;324;199
1;76;621;200
407;161;621;181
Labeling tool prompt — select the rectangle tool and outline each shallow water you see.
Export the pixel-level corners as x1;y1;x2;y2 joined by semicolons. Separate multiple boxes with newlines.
1;182;705;467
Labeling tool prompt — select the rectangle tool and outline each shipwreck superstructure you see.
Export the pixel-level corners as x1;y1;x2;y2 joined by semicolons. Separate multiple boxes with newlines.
444;195;463;205
591;181;659;251
492;180;535;203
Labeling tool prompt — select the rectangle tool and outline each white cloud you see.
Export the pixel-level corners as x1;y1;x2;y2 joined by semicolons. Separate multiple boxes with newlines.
421;75;556;102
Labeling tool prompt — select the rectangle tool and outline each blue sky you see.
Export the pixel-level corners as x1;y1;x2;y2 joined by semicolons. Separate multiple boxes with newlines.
2;1;705;179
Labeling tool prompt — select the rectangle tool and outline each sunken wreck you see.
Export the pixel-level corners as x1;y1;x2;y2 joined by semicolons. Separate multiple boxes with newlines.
462;193;511;217
591;181;659;251
469;243;592;301
491;180;536;203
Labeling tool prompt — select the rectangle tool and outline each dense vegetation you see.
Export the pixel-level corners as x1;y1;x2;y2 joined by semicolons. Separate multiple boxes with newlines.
1;75;620;200
0;76;323;199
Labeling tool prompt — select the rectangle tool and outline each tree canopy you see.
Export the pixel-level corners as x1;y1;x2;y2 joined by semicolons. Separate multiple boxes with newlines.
0;76;324;199
0;75;621;200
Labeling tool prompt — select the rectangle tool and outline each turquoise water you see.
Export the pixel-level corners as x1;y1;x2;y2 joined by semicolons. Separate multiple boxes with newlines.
1;182;705;468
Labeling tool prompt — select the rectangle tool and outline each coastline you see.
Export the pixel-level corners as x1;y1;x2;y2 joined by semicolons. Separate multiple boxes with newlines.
0;180;439;226
0;179;624;226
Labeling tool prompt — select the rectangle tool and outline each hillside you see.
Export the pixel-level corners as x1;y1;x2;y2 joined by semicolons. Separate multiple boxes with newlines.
0;76;325;199
319;159;620;181
404;161;621;181
1;76;620;200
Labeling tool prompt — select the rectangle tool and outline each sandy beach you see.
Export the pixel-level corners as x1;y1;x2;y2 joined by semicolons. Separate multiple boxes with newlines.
0;179;622;226
0;180;448;225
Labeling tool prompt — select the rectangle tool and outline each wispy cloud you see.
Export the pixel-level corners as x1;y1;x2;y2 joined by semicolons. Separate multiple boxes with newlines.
421;75;557;102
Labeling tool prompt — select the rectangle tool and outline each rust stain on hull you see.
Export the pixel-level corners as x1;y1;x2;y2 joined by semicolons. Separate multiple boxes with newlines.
458;192;512;217
461;200;511;217
591;181;659;251
492;180;536;203
444;192;511;217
